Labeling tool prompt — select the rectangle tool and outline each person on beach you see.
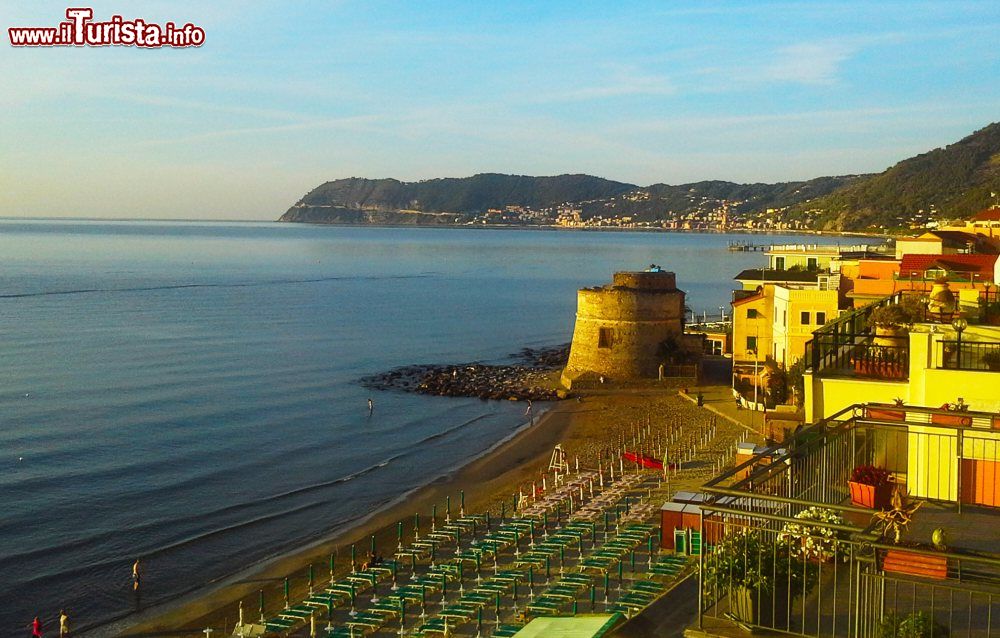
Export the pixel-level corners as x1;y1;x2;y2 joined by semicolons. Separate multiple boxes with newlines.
367;398;374;416
524;400;532;417
132;558;141;592
31;616;43;637
59;610;69;638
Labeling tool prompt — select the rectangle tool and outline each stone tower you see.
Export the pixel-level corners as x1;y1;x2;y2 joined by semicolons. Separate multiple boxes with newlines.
561;269;688;388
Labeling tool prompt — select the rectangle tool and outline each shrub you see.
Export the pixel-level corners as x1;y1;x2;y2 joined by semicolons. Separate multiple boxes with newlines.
777;507;850;562
878;611;949;638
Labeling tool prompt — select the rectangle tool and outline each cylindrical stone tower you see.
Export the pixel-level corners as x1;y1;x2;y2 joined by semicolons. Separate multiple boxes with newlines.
561;270;686;388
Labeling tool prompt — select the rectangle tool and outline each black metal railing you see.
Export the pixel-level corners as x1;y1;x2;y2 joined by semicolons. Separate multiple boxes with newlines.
938;340;1000;371
807;293;905;377
809;333;909;380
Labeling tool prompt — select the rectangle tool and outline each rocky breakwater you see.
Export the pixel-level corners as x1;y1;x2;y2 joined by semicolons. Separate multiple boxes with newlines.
361;345;569;401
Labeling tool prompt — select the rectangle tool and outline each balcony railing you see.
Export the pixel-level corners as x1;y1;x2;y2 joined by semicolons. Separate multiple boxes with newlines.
806;294;906;378
937;340;1000;371
695;403;1000;638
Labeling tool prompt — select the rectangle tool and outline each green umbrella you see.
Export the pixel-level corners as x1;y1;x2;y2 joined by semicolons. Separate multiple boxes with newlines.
283;577;290;609
477;607;483;635
432;504;437;531
397;521;403;550
370;534;376;556
590;583;596;611
460;490;465;517
414;512;420;541
630;549;635;572
329;553;335;585
259;589;265;623
500;501;506;523
399;595;406;632
647;536;654;568
494;591;501;622
486;511;491;531
446;495;451;522
351;544;357;573
349;582;356;616
545;555;550;581
308;564;314;593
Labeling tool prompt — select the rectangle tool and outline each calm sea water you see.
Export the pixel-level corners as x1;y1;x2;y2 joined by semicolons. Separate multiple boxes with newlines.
0;221;850;634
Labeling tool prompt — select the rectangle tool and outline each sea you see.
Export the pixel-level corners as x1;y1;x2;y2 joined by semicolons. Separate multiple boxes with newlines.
0;220;855;635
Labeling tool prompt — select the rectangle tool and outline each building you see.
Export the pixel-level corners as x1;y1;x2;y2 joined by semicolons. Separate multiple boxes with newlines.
765;243;888;272
803;293;1000;423
894;229;994;259
732;284;839;370
967;206;1000;236
732;268;824;292
561;269;698;388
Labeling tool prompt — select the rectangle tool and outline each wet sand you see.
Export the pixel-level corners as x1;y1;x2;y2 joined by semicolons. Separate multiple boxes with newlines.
116;388;698;637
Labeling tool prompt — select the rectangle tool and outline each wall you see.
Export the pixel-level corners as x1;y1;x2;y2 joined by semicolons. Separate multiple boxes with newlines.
732;289;772;363
771;286;839;367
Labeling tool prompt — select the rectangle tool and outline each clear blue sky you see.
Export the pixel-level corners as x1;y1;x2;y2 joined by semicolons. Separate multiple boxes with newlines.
1;1;998;219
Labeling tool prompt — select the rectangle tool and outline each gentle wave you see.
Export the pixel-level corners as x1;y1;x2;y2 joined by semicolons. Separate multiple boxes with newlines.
0;454;402;568
0;274;428;299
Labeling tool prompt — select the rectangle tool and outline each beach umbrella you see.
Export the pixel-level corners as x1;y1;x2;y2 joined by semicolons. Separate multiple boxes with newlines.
391;558;398;591
485;511;491;532
349;582;356;616
475;552;482;583
238;601;244;628
441;571;447;596
559;547;565;574
617;560;623;591
545;555;550;581
370;534;376;556
647;536;654;568
371;571;380;604
310;614;316;637
431;541;436;567
494;591;501;623
603;572;610;604
414;513;420;541
630;549;635;572
456;525;462;553
283;577;290;609
327;594;334;629
460;490;465;517
421;585;427;618
432;504;437;531
329;553;336;584
500;501;506;523
572;600;578;616
477;607;483;637
308;564;314;593
446;495;451;523
458;560;464;593
399;595;406;635
258;589;265;623
590;583;596;611
397;521;403;550
351;544;357;572
528;566;534;600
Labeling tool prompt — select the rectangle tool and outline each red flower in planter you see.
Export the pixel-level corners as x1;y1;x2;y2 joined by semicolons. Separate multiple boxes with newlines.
849;465;892;509
850;465;890;486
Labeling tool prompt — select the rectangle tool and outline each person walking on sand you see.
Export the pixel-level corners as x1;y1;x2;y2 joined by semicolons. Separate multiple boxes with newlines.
524;400;533;418
132;558;141;592
31;616;43;637
367;398;374;416
59;610;69;638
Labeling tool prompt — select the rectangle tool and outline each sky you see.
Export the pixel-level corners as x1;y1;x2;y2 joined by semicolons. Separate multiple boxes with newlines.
1;1;998;220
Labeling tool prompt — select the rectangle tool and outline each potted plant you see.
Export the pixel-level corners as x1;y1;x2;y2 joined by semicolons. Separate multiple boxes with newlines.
777;507;850;563
849;465;892;509
702;529;816;629
878;611;949;638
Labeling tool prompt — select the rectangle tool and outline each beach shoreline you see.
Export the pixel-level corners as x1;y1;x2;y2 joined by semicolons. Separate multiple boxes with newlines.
111;399;584;637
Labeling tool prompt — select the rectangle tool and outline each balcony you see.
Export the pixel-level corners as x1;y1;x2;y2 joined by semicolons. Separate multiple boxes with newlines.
691;403;1000;638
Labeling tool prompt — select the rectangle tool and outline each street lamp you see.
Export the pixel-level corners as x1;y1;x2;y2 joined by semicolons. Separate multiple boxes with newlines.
952;317;968;369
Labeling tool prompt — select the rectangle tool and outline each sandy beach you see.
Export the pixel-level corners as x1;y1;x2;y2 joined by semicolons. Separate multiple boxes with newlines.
114;383;744;638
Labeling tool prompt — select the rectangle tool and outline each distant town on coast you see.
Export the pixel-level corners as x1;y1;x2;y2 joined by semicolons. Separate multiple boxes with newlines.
280;123;1000;235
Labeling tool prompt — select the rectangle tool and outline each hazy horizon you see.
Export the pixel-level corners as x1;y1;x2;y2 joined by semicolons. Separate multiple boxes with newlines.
2;1;998;220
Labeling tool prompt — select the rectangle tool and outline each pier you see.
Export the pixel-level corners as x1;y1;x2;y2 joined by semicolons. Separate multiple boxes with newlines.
726;241;767;252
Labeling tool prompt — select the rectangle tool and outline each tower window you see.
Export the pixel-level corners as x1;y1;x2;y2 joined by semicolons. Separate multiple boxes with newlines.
598;328;613;349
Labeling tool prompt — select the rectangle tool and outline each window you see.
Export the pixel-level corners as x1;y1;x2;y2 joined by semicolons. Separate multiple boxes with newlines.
801;311;810;325
783;310;787;326
807;257;818;270
746;336;757;352
774;256;785;270
747;308;758;319
598;327;613;349
816;312;826;325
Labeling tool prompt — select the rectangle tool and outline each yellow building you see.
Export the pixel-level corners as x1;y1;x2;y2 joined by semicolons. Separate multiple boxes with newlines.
804;298;1000;423
732;284;839;369
770;285;840;367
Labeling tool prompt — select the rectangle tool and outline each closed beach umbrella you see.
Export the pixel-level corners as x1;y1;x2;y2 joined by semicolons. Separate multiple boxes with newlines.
329;553;335;584
283;577;290;609
259;589;265;623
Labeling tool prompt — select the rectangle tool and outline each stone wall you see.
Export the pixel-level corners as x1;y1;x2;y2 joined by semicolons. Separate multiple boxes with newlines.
561;271;688;388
